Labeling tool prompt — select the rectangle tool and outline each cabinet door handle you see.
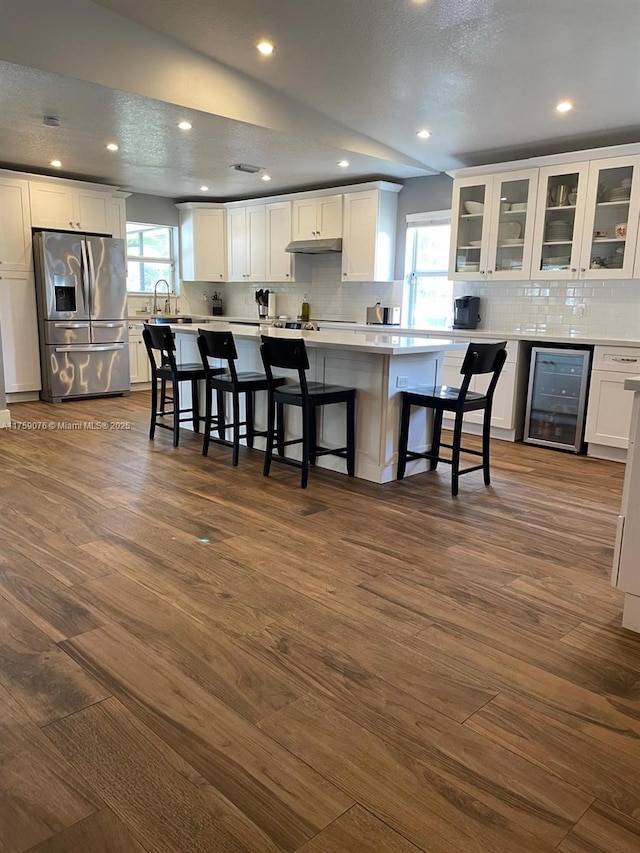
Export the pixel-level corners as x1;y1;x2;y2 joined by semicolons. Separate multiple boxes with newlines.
480;270;485;275
487;270;493;274
69;221;74;228
580;268;586;272
76;222;81;229
612;357;638;363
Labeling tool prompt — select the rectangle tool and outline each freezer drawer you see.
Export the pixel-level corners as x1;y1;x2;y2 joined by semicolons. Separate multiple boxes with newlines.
91;320;128;344
42;342;130;402
44;321;91;345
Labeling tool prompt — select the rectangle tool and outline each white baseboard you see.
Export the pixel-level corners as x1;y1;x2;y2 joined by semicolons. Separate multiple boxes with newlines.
587;444;626;463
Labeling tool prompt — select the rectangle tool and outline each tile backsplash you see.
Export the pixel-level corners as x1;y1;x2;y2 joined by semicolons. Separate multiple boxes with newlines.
129;252;640;339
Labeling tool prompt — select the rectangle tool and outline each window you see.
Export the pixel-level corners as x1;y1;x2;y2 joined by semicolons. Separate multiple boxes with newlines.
126;222;176;293
404;211;453;328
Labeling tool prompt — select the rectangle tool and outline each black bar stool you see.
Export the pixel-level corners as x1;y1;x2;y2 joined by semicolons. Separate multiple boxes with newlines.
260;335;356;488
196;328;285;466
142;324;207;447
397;341;507;496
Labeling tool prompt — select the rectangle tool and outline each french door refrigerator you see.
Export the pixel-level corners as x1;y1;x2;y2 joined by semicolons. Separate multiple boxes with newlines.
524;347;591;451
33;231;130;402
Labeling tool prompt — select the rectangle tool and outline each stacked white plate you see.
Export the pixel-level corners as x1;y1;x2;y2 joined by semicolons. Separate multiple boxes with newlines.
609;186;631;201
545;219;572;241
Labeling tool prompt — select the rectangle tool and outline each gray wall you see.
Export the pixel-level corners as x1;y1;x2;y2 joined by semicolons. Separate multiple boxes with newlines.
394;173;453;278
125;193;179;226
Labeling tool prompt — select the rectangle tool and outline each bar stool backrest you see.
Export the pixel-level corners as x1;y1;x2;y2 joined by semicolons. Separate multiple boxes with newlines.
197;329;239;383
260;335;309;396
458;341;507;400
143;324;177;372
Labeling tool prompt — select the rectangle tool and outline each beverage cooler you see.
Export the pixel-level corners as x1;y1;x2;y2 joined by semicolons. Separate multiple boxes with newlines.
524;347;591;451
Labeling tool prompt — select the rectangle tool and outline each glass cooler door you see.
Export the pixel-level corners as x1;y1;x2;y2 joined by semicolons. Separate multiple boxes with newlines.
524;347;591;452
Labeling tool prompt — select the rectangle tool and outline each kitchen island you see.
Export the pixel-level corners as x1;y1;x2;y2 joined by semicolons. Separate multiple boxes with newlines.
169;322;466;483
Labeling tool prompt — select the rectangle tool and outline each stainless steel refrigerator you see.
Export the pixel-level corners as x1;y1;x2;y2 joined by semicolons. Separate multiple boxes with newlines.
33;231;130;402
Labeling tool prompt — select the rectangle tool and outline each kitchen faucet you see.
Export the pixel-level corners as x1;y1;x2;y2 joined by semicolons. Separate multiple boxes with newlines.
152;279;171;315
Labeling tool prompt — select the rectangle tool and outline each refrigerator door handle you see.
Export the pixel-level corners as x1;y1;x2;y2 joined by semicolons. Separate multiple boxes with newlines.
92;321;125;328
53;322;90;329
87;240;97;313
54;344;125;353
80;239;91;315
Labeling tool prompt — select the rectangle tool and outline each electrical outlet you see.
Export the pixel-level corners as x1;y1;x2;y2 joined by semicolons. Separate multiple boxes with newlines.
573;303;586;318
396;376;409;389
201;293;209;303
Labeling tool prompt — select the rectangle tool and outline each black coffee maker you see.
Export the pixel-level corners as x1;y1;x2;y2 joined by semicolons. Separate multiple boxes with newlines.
453;295;481;329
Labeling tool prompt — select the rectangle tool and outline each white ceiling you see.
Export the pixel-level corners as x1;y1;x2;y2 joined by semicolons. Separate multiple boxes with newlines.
1;0;639;200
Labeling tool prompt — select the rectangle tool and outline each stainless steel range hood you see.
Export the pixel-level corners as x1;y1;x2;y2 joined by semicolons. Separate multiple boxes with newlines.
285;237;342;254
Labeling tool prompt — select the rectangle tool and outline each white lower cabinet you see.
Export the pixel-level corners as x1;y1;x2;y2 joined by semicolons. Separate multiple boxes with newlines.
585;345;640;459
128;324;151;384
442;339;522;438
0;270;41;393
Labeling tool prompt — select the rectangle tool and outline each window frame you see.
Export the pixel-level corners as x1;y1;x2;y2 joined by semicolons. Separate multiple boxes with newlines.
404;210;453;328
125;221;177;295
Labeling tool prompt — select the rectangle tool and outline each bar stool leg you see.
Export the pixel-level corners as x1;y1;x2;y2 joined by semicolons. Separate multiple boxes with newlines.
451;409;464;496
276;403;285;457
245;392;255;448
172;380;180;447
430;409;443;470
309;405;317;466
202;382;212;457
397;394;410;480
301;404;311;489
149;372;158;440
263;395;275;476
232;390;241;467
216;390;225;439
346;394;356;477
192;379;200;434
159;378;167;415
482;404;492;485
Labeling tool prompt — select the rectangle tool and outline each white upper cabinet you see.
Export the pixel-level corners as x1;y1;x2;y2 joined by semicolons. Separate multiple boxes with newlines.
30;181;112;233
227;204;266;282
449;169;539;281
0;177;32;270
265;201;293;282
341;188;399;282
179;206;227;282
292;194;342;240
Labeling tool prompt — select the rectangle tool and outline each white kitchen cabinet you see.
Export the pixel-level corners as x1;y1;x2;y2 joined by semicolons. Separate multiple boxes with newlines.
179;205;227;282
265;201;293;282
110;194;128;240
0;269;41;393
531;156;640;280
0;177;32;271
227;204;266;282
341;187;399;282
128;322;151;384
585;345;640;459
292;194;342;240
29;181;113;233
449;170;539;281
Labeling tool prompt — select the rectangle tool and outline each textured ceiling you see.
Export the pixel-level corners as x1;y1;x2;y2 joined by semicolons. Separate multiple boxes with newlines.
1;0;639;199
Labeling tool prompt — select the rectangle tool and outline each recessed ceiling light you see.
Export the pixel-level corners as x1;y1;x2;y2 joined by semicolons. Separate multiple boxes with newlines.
556;101;573;113
106;143;119;152
338;160;350;168
257;41;274;55
200;185;209;192
261;174;272;181
416;129;431;139
178;120;192;130
49;159;62;168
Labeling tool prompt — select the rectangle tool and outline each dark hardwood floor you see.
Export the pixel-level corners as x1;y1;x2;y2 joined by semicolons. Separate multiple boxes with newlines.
1;391;638;852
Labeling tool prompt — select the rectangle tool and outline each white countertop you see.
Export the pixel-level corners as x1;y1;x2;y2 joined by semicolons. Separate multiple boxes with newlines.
128;314;640;348
169;321;466;356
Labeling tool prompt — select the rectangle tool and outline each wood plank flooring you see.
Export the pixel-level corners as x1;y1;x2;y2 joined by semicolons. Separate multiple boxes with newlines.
0;392;638;852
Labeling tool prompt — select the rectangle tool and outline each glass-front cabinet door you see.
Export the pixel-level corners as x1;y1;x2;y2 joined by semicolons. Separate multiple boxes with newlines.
531;162;590;279
449;176;491;279
485;169;538;280
580;155;640;279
